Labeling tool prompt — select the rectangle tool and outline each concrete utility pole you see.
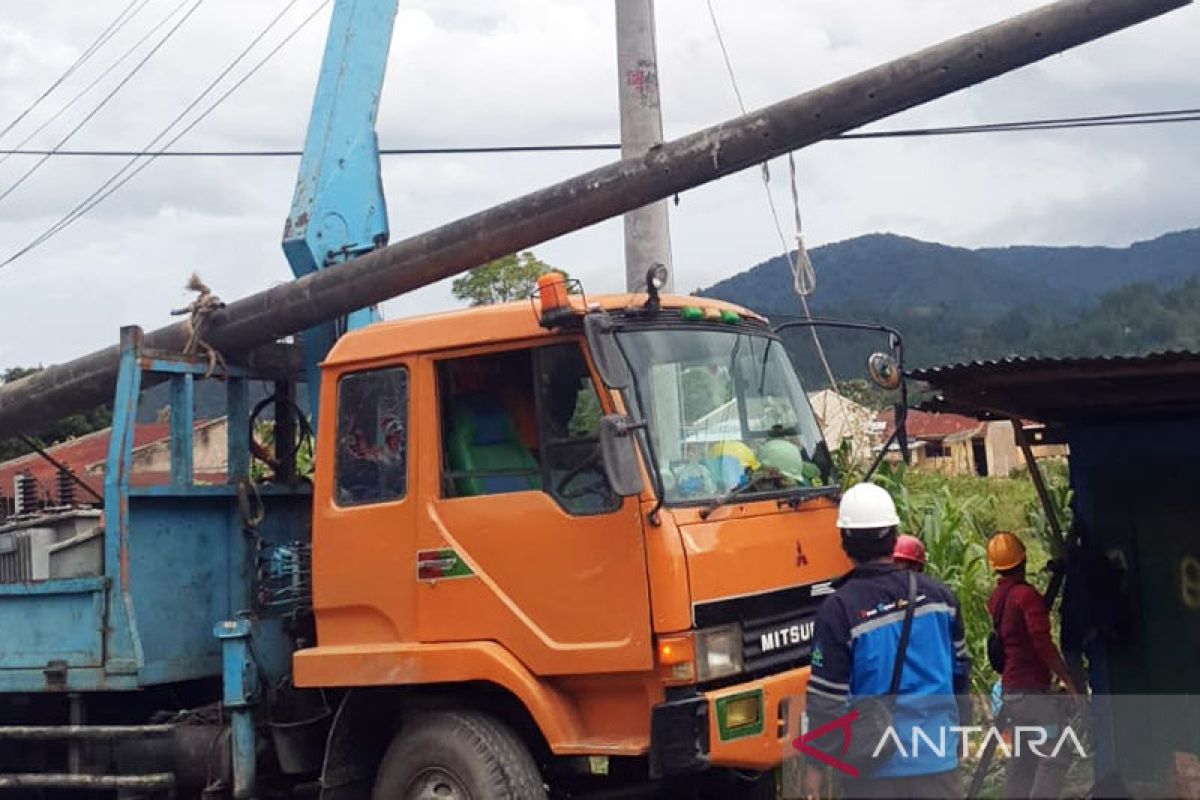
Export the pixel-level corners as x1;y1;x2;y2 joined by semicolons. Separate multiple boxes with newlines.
0;0;1188;439
615;0;673;291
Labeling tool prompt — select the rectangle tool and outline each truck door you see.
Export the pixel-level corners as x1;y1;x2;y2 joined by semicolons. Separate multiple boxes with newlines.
415;341;652;675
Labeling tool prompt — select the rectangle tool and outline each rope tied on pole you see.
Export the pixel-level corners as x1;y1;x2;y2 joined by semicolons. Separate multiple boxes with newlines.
171;273;227;377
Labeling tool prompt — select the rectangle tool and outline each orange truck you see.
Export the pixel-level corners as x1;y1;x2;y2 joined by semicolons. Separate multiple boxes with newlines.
294;276;852;797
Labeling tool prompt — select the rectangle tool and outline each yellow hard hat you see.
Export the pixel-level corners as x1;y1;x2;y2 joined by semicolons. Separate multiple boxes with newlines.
707;440;759;470
987;531;1027;571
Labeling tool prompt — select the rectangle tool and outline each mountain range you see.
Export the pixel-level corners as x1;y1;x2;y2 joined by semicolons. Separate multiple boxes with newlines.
697;227;1200;374
698;228;1200;319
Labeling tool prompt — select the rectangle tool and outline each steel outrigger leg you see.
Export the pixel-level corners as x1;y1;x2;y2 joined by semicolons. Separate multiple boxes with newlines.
216;619;258;798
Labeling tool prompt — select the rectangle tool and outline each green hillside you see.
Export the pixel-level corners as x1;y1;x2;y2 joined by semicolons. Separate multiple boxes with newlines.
698;228;1200;378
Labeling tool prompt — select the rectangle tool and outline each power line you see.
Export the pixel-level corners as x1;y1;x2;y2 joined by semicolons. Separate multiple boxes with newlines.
0;143;622;157
1;0;332;270
705;0;840;397
8;0;306;257
0;0;145;143
0;108;1195;160
0;0;168;172
838;108;1200;140
0;0;206;207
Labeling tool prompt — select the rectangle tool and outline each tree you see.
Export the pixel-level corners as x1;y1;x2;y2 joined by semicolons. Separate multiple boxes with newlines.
451;251;568;306
834;379;891;412
0;367;113;462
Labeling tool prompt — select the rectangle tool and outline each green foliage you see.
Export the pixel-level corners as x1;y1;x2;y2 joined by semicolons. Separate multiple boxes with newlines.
567;387;601;437
0;367;113;462
680;366;732;422
699;230;1200;384
829;439;864;487
451;251;567;306
834;379;891;412
872;466;1065;698
249;420;315;482
780;277;1200;385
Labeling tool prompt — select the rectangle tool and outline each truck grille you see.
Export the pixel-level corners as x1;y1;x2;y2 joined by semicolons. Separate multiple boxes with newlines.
693;580;834;678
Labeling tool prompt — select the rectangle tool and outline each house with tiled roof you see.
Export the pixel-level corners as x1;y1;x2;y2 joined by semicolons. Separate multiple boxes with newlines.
0;418;228;516
876;408;1064;476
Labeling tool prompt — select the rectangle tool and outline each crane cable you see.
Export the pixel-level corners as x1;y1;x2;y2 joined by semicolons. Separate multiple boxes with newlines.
704;0;843;400
1;0;332;270
0;0;147;144
0;0;206;207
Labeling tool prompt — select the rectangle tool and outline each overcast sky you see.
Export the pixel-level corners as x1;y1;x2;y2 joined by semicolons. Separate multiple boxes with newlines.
0;0;1195;367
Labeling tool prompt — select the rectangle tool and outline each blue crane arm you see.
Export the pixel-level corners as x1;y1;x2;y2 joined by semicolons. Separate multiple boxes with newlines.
282;0;399;417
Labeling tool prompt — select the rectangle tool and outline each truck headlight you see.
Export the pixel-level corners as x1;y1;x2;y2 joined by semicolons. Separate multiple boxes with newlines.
656;624;744;685
695;624;744;682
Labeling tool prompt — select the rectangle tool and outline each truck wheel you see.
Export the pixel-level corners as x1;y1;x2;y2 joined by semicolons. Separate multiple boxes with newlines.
372;711;547;800
696;767;778;799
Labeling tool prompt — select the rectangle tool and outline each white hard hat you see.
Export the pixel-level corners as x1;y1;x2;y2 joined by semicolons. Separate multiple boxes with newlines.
837;483;900;530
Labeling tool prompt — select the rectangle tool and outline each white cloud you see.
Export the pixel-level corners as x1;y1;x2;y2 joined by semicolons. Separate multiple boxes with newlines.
0;0;1196;366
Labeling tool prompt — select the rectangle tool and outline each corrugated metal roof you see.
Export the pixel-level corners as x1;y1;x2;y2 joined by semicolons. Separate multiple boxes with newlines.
910;350;1200;381
911;350;1200;424
876;407;984;440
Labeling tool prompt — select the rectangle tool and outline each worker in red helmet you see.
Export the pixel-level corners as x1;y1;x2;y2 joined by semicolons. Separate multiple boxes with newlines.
893;534;926;572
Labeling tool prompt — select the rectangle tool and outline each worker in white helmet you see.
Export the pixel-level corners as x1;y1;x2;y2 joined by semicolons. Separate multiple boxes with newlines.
803;483;970;799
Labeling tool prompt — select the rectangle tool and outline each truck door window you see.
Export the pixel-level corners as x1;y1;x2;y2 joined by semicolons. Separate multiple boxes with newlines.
439;349;542;498
535;343;619;515
437;344;619;515
334;366;409;506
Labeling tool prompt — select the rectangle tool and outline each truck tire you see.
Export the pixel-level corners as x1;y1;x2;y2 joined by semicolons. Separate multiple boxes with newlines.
372;711;547;800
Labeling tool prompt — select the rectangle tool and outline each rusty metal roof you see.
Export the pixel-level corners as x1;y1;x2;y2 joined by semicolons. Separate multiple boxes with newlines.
910;351;1200;423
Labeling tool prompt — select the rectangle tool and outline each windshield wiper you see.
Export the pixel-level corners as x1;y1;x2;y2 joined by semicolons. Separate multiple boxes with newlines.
758;336;773;393
698;476;816;520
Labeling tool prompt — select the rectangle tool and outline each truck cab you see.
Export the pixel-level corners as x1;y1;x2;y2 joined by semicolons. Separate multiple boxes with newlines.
296;283;850;795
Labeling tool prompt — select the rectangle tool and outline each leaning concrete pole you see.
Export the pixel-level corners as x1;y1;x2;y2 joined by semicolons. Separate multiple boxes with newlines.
615;0;673;291
0;0;1188;439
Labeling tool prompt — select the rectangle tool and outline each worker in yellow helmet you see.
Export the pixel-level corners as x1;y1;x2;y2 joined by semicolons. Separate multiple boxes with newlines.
986;531;1080;800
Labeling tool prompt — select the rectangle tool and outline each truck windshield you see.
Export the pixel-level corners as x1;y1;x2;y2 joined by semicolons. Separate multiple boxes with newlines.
616;326;832;505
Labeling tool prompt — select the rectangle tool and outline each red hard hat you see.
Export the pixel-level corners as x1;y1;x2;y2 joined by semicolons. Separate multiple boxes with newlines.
893;534;927;566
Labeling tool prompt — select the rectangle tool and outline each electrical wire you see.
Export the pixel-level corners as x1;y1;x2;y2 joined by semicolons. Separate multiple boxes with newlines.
0;2;1193;272
0;0;205;207
838;108;1200;140
5;0;304;256
0;0;146;143
704;0;842;397
1;0;332;270
0;107;1194;159
0;143;624;157
0;0;163;171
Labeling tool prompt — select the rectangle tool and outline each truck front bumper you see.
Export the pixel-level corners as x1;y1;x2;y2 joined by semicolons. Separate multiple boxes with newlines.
649;665;809;776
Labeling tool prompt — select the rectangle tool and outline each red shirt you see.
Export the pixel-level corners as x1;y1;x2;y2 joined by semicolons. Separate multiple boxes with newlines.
988;576;1060;692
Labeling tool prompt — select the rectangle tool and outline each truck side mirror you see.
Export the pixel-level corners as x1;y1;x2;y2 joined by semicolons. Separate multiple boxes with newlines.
584;313;630;390
599;414;645;497
868;352;901;390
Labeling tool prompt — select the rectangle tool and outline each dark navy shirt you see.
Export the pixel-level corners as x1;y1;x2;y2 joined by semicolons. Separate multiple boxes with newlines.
805;562;970;778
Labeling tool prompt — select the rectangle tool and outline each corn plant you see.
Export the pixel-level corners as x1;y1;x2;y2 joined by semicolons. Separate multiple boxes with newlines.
869;465;1069;698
